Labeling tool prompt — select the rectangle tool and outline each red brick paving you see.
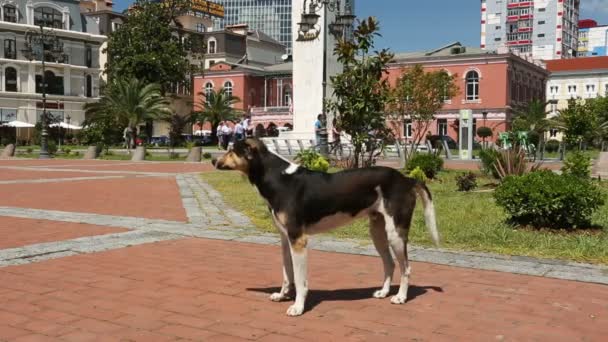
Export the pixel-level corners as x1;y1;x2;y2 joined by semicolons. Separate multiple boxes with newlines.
0;217;128;249
0;169;122;181
48;162;215;173
0;177;187;222
0;238;606;341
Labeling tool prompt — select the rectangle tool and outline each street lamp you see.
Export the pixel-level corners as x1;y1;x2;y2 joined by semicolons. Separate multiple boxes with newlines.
296;0;355;156
21;23;65;159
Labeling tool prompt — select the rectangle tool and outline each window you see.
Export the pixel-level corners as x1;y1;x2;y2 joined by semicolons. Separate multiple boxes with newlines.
196;23;206;32
466;71;480;101
4;67;17;92
550;129;558;138
586;84;596;95
495;26;501;30
223;81;232;98
283;86;292;106
538;8;546;12
538;20;545;25
34;7;63;29
437;119;448;136
494;37;502;41
537;33;545;38
605;84;608;96
35;70;64;95
3;5;17;23
204;82;213;101
567;85;577;97
404;120;412;139
208;39;216;54
86;75;92;98
549;85;559;95
4;38;16;59
85;46;92;68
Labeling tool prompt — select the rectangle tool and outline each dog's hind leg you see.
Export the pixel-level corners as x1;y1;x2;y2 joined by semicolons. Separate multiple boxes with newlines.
369;212;394;299
385;216;412;305
286;234;308;316
269;232;295;302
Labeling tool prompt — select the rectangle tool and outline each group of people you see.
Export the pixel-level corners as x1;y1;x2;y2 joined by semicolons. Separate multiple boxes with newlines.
216;117;250;150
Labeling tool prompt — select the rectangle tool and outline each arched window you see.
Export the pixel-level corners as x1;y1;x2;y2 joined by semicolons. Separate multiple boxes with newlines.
5;67;17;92
36;70;64;95
208;38;217;54
283;86;292;106
3;5;17;23
34;7;63;29
465;71;479;101
86;75;92;98
223;81;233;98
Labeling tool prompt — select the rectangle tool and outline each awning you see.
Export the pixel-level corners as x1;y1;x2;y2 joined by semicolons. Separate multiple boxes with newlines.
50;122;83;130
2;120;35;128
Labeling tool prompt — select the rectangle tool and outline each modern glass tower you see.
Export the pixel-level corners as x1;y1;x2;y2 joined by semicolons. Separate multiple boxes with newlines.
213;0;292;52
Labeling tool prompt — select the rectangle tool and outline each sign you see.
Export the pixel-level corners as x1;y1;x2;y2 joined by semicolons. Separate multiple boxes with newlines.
191;0;225;18
459;109;473;160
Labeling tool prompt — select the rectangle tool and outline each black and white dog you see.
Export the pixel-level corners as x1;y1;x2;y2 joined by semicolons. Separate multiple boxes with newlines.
213;138;439;316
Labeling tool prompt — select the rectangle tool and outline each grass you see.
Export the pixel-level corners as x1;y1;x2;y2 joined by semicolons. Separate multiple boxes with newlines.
201;169;608;264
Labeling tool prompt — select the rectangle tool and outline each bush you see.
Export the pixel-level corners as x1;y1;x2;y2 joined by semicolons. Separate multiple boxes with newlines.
408;166;427;183
73;151;80;156
456;172;477;192
62;148;71;155
295;149;329;172
494;170;605;229
479;148;501;179
26;148;33;154
494;149;541;180
169;152;180;159
545;139;560;153
47;141;57;155
105;150;114;156
476;126;493;139
202;152;212;160
562;151;591;179
406;153;443;179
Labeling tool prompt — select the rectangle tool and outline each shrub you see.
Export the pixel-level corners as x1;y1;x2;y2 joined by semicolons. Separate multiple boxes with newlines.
169;152;180;159
479;148;501;179
406;153;443;179
545;140;560;153
476;126;493;139
73;151;80;156
202;152;212;160
105;150;114;156
456;172;477;192
562;151;591;179
295;149;329;172
62;148;71;155
494;148;541;180
494;170;605;229
47;141;57;155
408;166;427;183
26;148;33;154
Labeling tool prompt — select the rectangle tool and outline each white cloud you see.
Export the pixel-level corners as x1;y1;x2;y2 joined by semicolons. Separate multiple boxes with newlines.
581;0;608;15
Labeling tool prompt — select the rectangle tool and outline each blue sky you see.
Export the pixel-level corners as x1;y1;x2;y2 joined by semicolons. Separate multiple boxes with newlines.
113;0;608;53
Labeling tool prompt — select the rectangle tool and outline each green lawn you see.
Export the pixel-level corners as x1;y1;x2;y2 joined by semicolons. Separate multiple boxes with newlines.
201;170;608;264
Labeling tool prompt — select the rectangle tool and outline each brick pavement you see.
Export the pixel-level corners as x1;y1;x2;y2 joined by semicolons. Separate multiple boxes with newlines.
0;158;606;341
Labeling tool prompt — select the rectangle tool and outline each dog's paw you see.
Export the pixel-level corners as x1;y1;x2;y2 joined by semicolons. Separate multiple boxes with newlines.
286;304;304;316
373;289;389;299
390;294;407;304
269;292;286;302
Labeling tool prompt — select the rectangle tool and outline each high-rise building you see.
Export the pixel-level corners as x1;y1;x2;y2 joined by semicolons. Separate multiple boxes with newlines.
578;19;608;57
212;0;292;53
481;0;580;60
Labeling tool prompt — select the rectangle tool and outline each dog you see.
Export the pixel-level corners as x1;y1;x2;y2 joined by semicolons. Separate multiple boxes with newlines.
213;138;439;316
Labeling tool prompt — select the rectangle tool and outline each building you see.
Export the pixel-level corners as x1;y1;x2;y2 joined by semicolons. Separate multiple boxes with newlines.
578;19;608;57
0;0;105;133
212;0;292;53
481;0;580;60
194;42;550;143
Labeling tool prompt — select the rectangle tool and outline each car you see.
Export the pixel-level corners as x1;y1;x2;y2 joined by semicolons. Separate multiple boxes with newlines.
427;135;457;150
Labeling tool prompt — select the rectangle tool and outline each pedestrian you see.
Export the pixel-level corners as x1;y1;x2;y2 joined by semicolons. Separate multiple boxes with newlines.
234;119;245;141
216;121;223;150
242;116;250;138
314;114;324;147
221;122;233;150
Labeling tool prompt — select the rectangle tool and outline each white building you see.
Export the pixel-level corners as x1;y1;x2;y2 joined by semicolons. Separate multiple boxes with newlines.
481;0;580;61
0;0;105;133
578;20;608;57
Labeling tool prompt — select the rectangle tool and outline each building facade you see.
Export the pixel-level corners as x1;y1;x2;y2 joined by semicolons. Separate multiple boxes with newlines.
0;0;105;133
212;0;291;53
481;0;580;60
578;19;608;57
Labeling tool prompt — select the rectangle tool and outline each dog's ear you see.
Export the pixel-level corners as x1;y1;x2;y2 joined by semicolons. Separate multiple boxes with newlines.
243;139;262;160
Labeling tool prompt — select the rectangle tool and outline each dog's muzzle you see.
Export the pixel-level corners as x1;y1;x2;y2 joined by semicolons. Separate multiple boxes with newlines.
211;158;218;167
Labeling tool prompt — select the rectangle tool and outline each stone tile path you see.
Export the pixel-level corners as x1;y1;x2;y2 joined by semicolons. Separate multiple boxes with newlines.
0;159;606;341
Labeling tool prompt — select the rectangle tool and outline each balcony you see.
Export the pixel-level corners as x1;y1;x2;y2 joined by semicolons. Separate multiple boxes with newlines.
250;106;293;125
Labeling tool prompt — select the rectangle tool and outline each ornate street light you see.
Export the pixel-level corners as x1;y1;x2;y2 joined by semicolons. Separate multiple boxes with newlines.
21;23;64;159
296;0;355;156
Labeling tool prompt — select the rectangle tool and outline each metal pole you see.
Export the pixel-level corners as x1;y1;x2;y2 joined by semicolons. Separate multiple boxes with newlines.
39;25;50;159
319;4;329;156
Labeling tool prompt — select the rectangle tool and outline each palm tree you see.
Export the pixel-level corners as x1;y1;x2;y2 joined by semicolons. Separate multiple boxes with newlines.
512;99;552;158
193;88;241;143
84;78;171;150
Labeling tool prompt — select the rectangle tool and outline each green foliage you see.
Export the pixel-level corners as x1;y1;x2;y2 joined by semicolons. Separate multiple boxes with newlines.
545;139;560;153
551;98;601;147
479;148;501;179
326;17;394;168
202;152;212;160
494;170;605;229
62;148;71;155
169;152;180;159
408;166;427;183
104;0;192;91
26;148;33;154
193;88;241;141
562;151;592;179
476;126;493;139
47;141;57;155
391;64;459;161
406;153;443;179
166;114;191;148
494;149;542;180
455;172;478;192
295;149;330;172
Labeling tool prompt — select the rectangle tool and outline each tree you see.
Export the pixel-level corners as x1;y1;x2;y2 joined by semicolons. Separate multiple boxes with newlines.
79;113;125;153
84;78;172;149
511;99;552;158
193;88;241;142
104;0;192;93
551;98;599;150
391;64;458;165
165;113;195;149
476;126;493;148
326;17;394;168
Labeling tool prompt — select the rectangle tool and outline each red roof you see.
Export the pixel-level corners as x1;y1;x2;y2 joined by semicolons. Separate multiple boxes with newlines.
578;19;598;29
546;57;608;72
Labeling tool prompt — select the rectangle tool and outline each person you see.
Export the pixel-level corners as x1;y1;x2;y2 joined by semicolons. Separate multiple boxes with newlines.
331;118;342;156
221;122;233;150
234;119;245;141
241;116;250;137
314;114;324;147
216;122;223;150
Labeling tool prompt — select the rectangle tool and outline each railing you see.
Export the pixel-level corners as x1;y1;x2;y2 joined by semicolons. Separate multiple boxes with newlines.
250;106;292;116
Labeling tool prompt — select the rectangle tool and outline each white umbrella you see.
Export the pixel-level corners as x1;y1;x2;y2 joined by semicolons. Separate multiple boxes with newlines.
2;121;34;146
50;122;83;130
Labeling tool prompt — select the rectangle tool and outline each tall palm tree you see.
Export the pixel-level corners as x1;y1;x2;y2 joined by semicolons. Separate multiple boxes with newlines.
84;78;172;149
193;88;241;143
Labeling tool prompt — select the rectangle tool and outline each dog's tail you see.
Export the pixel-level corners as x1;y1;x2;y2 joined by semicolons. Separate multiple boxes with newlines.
414;182;440;247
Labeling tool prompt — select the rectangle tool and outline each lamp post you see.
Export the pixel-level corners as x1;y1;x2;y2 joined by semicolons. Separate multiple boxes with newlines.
296;0;355;156
66;114;71;145
21;24;65;159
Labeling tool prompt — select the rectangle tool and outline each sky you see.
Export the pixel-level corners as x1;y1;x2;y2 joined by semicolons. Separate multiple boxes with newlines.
113;0;608;53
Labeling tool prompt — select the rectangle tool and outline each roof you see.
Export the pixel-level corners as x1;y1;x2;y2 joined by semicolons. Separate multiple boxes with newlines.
263;62;292;74
393;41;494;61
546;57;608;73
247;30;283;46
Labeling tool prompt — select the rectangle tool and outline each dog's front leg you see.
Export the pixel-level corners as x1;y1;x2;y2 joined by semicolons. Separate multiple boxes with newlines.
269;233;294;302
286;235;308;317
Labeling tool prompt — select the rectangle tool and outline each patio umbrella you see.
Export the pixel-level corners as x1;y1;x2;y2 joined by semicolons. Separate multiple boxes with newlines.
50;122;83;130
2;121;35;145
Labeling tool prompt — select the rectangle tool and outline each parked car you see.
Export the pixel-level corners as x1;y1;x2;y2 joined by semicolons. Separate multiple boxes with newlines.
150;136;169;146
427;135;457;150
